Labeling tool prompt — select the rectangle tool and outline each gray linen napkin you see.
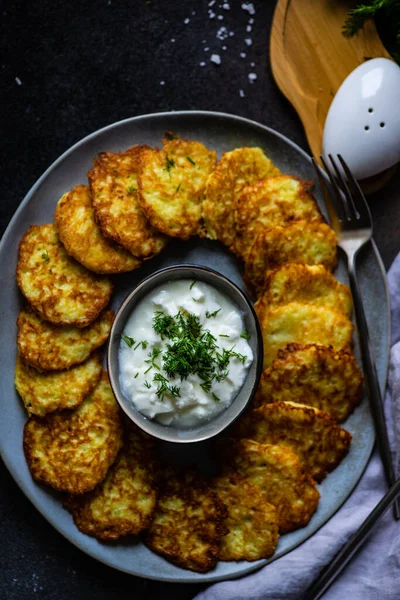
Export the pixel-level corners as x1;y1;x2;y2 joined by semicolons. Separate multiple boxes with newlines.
195;251;400;600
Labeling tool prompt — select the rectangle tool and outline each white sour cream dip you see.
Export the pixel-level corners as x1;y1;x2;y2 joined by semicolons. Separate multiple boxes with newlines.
119;279;253;428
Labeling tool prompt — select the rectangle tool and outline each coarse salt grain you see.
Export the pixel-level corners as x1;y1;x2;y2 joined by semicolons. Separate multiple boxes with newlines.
245;38;252;46
250;61;255;67
15;76;22;85
239;89;245;97
222;45;227;50
217;15;224;20
160;81;165;86
211;54;221;65
246;25;252;32
222;3;230;9
184;17;190;24
229;31;235;37
200;62;206;67
249;17;254;24
240;52;246;58
216;26;228;40
241;2;255;15
209;10;215;18
171;38;175;42
248;72;257;83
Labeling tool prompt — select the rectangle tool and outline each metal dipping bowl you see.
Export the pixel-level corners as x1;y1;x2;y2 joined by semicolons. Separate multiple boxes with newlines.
107;264;263;443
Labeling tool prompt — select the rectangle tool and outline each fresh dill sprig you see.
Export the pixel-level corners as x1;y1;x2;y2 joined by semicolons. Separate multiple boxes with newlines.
134;340;149;351
144;380;151;389
41;250;49;262
186;155;196;165
164;155;175;176
205;308;221;318
190;280;197;290
127;185;136;194
122;335;135;348
212;392;221;402
240;329;250;340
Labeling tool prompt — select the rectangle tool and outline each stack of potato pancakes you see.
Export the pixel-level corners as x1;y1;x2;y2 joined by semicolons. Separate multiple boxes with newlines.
14;137;363;573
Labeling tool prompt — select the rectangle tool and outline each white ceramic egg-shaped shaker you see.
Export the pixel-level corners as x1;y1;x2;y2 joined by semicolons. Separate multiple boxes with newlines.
323;58;400;179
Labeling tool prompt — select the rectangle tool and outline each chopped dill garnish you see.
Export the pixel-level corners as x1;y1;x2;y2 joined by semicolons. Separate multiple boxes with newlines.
164;155;175;176
41;250;49;262
186;155;196;165
219;334;230;338
190;280;197;290
144;380;151;389
240;329;251;340
127;185;136;194
122;335;135;348
176;183;181;192
149;310;246;397
212;392;221;402
134;340;149;351
153;373;181;401
134;372;139;379
144;365;152;375
205;308;221;319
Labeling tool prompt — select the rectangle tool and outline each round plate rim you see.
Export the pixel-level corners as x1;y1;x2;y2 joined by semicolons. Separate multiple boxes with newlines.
0;110;391;584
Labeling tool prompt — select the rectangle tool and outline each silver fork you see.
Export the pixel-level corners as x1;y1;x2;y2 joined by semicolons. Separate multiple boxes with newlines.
312;154;400;521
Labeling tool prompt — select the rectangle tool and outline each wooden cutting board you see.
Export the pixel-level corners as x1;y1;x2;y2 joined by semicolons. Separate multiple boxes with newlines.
270;0;392;164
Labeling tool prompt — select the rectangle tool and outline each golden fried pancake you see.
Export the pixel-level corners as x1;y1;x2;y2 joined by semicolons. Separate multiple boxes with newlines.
255;264;352;318
17;224;113;327
88;146;168;259
15;352;103;417
138;139;217;239
65;426;158;540
203;147;280;247
145;468;227;573
55;185;141;274
234;176;323;259
23;372;123;494
212;474;279;561
254;344;363;422
234;402;352;482
220;439;320;534
244;222;337;296
17;307;114;371
257;302;354;367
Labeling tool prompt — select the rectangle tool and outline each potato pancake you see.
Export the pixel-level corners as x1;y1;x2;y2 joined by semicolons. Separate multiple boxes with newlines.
55;184;141;274
255;264;352;318
203;147;280;247
212;474;279;561
15;352;103;417
244;222;337;296
138;139;217;239
17;224;113;327
234;176;323;259
88;146;168;259
254;344;363;422
233;402;352;482
17;307;114;371
65;426;158;541
220;439;320;534
145;468;227;573
23;371;123;494
257;302;354;367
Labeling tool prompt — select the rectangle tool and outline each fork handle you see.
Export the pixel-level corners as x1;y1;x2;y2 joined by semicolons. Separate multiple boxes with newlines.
348;254;400;520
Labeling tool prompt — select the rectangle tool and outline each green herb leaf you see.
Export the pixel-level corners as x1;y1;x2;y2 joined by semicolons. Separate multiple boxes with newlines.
212;392;221;402
127;185;136;194
186;155;196;165
219;334;230;338
134;372;139;379
41;250;49;262
206;308;221;319
190;280;197;290
164;155;175;176
240;329;251;340
122;335;135;348
144;380;151;389
176;183;181;192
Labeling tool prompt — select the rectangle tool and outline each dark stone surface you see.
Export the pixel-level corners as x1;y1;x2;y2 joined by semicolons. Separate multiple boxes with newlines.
1;1;399;599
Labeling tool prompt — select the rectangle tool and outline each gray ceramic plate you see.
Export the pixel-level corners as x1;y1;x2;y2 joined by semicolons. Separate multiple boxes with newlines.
0;111;390;583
